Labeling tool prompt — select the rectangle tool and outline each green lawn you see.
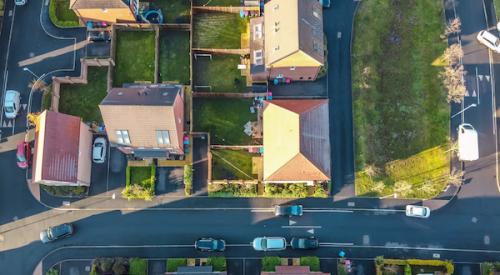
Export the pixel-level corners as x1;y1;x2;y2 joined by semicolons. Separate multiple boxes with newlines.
0;0;4;11
49;0;80;27
194;54;246;92
495;0;500;21
59;67;108;123
114;31;156;86
129;258;147;275
155;0;190;23
193;13;247;49
123;166;156;200
193;0;241;6
159;30;190;84
212;149;255;180
166;258;187;272
352;0;449;199
207;257;227;272
193;98;257;145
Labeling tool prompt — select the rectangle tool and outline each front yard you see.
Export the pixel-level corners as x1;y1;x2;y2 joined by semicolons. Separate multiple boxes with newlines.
211;149;256;180
352;0;449;199
49;0;80;27
193;13;248;49
193;0;241;6
193;98;257;145
159;30;190;84
58;67;108;123
193;54;247;92
155;0;191;23
122;166;156;200
114;30;156;87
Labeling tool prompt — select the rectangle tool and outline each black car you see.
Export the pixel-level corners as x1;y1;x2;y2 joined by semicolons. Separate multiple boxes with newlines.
290;237;319;250
87;31;111;42
274;204;303;217
40;223;74;243
195;238;226;252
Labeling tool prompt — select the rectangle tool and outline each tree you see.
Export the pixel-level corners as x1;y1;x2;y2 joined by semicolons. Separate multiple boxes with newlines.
363;164;380;178
445;18;461;36
440;64;466;103
449;169;465;186
394;180;412;197
443;44;463;66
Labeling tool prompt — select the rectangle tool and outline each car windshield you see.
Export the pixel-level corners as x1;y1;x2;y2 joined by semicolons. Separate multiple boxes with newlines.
17;154;26;162
261;239;267;249
5;106;14;113
212;241;218;249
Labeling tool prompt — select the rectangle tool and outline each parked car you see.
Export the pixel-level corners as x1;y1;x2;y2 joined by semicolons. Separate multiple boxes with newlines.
87;30;111;42
92;137;107;163
15;0;27;6
405;205;430;218
195;238;226;252
290;237;319;250
40;223;74;243
457;123;479;161
3;90;20;119
16;141;31;169
274;204;303;217
477;30;500;53
252;237;287;251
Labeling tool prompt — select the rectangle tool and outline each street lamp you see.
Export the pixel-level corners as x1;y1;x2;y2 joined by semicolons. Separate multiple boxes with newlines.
451;103;477;118
23;67;39;79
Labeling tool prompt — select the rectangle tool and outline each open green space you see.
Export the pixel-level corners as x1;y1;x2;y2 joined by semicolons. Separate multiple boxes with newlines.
193;98;256;145
114;30;156;86
159;30;190;84
166;258;187;272
129;258;147;275
194;54;246;92
49;0;80;27
193;0;241;6
193;13;247;49
155;0;190;23
352;0;449;199
212;149;255;180
0;0;4;11
59;67;108;123
122;166;156;200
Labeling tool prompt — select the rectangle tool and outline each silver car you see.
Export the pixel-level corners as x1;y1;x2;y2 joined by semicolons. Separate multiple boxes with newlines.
92;137;107;163
477;30;500;53
252;237;287;251
405;205;430;218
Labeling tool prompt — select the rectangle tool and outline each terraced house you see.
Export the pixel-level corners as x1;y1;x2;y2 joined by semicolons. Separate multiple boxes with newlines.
250;0;325;82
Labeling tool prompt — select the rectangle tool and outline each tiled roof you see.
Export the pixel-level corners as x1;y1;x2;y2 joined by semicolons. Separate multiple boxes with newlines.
70;0;128;9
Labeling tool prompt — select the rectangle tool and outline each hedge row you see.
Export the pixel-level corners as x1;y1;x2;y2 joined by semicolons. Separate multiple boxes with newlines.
208;182;258;197
48;0;80;28
375;256;454;275
184;164;193;195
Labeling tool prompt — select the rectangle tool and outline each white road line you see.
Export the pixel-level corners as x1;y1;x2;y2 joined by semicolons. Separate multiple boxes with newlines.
250;209;273;213
320;242;354;246
476;67;480;105
322;243;500;254
306;208;404;213
281;225;322;229
303;209;354;213
225;244;252;247
11;117;15;135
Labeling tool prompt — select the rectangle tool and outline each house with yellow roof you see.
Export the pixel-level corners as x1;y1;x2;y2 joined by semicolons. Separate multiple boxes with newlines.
70;0;137;24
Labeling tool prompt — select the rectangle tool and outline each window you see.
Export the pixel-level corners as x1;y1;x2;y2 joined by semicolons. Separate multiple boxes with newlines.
290;67;296;71
299;77;304;80
116;130;131;145
156;130;171;145
253;24;262;39
254;50;263;65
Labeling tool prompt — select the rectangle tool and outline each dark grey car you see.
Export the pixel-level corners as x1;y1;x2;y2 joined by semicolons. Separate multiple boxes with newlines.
40;223;74;243
195;238;226;252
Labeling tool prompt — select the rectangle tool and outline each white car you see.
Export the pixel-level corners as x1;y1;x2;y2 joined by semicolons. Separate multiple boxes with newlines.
405;205;430;218
252;237;287;251
457;123;479;161
3;90;21;119
476;30;500;53
92;137;107;163
15;0;27;6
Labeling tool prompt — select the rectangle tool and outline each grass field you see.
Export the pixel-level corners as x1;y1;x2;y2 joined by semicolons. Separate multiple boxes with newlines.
193;0;241;6
159;30;190;84
352;0;449;199
129;258;147;275
194;54;246;92
114;31;156;86
49;0;80;27
193;98;257;145
59;67;108;122
212;149;255;180
193;13;248;49
495;0;500;21
0;0;4;11
155;0;190;23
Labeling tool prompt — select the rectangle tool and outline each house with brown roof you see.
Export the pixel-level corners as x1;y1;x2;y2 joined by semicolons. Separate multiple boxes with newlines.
32;111;92;186
263;100;330;183
261;266;329;275
70;0;137;24
250;0;324;82
99;84;184;160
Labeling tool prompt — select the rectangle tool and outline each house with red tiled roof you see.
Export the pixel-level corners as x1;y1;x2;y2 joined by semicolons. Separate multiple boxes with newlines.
263;99;330;183
261;266;329;275
32;111;92;186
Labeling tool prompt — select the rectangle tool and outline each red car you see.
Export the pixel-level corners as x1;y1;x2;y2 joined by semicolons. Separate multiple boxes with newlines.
16;141;31;169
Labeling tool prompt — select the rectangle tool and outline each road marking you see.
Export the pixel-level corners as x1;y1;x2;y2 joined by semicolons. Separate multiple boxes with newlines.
281;225;322;229
472;217;478;223
485;235;490;245
1;2;16;128
225;244;252;247
307;229;315;234
320;242;354;246
363;235;370;245
303;209;354;213
289;220;296;226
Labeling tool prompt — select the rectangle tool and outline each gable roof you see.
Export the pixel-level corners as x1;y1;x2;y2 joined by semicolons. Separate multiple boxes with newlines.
263;100;330;181
100;85;180;106
264;0;324;67
70;0;129;9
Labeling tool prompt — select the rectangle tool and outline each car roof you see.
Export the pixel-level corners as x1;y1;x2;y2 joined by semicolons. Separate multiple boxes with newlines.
5;90;19;101
267;238;285;247
482;31;499;44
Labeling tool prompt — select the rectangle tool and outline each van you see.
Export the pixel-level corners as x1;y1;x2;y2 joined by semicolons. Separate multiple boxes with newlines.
457;124;479;161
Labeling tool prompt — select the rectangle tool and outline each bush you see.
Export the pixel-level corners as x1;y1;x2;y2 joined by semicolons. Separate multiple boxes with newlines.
122;166;155;200
207;257;226;271
184;164;193;196
375;258;454;275
404;264;411;275
92;258;116;274
167;258;187;272
46;267;59;275
264;183;308;198
312;182;329;198
300;256;320;272
129;258;147;275
42;87;52;111
261;257;281;272
41;185;87;197
481;262;500;275
48;0;80;28
208;182;258;197
112;257;129;275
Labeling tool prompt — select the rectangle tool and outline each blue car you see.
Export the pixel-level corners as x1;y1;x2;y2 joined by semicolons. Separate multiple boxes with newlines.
274;204;303;217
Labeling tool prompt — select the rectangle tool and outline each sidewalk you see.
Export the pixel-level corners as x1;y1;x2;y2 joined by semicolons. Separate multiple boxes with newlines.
0;129;33;153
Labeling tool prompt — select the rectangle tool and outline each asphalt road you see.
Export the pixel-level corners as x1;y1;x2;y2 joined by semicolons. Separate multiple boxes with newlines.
1;0;500;275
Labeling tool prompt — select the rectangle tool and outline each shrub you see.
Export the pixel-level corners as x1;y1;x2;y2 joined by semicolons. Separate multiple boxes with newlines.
40;185;87;197
167;258;187;272
312;183;329;198
208;182;258;197
261;257;281;272
184;164;193;196
122;184;154;201
48;0;80;28
122;166;155;200
207;257;226;271
112;257;129;275
404;264;411;275
92;258;115;274
129;258;147;275
300;256;320;272
264;183;308;198
46;267;59;275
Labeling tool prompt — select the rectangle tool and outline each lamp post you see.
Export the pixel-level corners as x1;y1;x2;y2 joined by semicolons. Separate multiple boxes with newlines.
23;67;40;79
451;103;477;118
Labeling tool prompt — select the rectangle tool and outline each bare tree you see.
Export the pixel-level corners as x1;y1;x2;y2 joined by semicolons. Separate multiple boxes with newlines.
443;44;463;66
445;18;462;35
441;64;466;103
394;180;412;197
363;164;380;178
449;169;465;186
28;79;47;91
